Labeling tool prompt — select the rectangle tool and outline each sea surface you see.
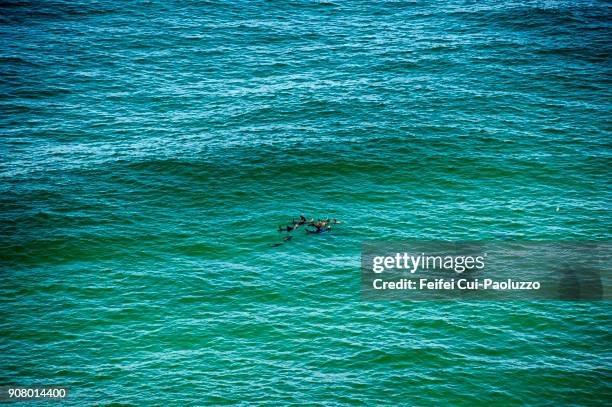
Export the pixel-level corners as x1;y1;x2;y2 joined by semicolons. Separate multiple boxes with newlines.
1;0;611;405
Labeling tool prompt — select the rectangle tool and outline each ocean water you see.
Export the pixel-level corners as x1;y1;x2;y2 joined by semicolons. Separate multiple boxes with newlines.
1;0;611;404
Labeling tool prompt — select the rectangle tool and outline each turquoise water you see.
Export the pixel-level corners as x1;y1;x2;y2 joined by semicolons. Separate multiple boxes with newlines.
1;0;611;404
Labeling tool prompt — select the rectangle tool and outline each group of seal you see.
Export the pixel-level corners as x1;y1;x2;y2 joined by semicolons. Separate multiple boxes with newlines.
271;215;342;247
